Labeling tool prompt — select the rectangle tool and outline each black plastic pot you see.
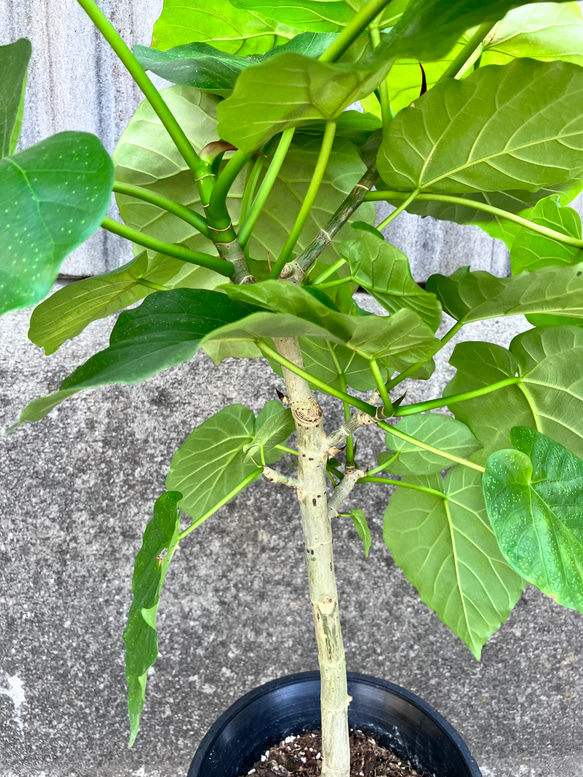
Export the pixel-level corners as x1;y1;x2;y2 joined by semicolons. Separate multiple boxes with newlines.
188;671;482;777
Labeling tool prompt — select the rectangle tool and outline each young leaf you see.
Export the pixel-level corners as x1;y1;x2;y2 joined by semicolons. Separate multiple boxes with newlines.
0;38;32;157
11;290;261;427
378;59;583;196
151;0;295;54
426;264;583;324
114;86;373;269
244;400;295;465
482;2;583;68
135;33;338;96
229;0;407;33
510;197;583;274
124;491;182;746
339;231;442;331
166;404;262;519
0;132;114;316
445;327;583;462
483;427;583;614
384;468;524;659
383;415;481;476
347;509;371;557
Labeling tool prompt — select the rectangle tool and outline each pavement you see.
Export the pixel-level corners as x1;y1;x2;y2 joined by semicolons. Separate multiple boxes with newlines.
0;292;581;777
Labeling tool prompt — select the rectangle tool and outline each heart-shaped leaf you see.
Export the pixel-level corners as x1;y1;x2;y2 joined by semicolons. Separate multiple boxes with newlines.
384;467;524;658
0;132;114;316
483;427;583;613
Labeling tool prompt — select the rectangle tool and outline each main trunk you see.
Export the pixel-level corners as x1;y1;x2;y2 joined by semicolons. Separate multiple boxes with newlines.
274;337;350;777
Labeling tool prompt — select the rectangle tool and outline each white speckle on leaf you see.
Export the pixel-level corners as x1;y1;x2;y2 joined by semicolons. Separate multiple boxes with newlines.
0;673;26;738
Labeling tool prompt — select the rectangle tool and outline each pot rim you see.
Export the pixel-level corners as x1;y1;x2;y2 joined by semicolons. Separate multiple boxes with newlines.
192;670;482;776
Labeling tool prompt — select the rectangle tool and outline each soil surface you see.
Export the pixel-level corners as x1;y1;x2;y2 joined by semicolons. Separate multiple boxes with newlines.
241;729;428;777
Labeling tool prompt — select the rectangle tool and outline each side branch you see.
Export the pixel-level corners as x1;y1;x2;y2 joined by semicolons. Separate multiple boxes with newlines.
282;165;379;283
263;467;299;489
326;410;377;452
328;469;366;519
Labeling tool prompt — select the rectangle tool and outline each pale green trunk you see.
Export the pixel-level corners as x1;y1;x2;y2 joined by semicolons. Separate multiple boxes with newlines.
274;337;350;777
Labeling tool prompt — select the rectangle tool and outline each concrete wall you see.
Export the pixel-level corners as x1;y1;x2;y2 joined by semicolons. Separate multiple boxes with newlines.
1;3;583;777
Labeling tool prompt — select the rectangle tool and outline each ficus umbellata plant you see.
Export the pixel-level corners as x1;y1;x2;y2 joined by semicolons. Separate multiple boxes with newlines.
3;1;583;775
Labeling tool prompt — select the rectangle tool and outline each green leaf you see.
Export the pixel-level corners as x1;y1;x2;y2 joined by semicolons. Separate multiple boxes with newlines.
134;32;337;96
166;404;262;519
446;326;583;462
114;86;373;270
0;38;31;157
347;508;371;557
228;0;408;33
0;132;114;316
244;400;295;465
151;0;296;54
482;2;583;68
384;467;524;658
483;426;583;613
339;231;442;331
124;491;182;746
12;290;261;427
298;338;381;392
383;414;481;475
378;59;583;196
510;196;583;274
426;264;583;324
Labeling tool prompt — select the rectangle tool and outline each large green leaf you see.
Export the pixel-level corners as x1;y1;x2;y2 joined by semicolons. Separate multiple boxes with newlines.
124;491;182;746
134;32;338;96
382;414;481;476
378;59;583;196
426;264;583;324
339;231;442;331
384;467;524;658
0;38;31;158
27;251;225;355
510;197;583;274
228;0;408;33
0;132;114;316
482;2;583;68
483;426;583;613
151;0;296;54
446;326;583;462
166;404;262;519
114;85;373;271
11;290;261;427
298;338;380;392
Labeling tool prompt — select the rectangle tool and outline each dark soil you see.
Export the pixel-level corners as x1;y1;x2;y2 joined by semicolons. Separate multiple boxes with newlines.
240;729;428;777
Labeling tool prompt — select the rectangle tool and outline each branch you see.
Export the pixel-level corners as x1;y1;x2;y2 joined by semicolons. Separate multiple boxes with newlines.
326;410;377;452
263;466;299;489
281;165;379;283
328;469;366;518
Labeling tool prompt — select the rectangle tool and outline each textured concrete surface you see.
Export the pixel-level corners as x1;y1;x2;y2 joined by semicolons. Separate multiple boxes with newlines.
1;295;582;777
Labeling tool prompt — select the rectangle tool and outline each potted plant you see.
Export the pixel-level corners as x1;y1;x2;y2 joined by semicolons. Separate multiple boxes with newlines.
2;0;583;774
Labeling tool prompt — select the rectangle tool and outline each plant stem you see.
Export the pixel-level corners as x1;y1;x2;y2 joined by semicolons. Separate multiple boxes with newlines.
376;189;420;230
100;217;233;277
269;122;337;279
358;476;446;498
369;358;391;412
292;166;379;282
113;183;211;239
273;337;350;777
395;376;521;416
436;22;495;83
275;444;299;457
257;341;375;415
377;421;485;472
365;452;399;476
178;469;262;541
76;0;205;177
309;258;347;286
207;148;253;232
385;321;463;391
369;25;391;125
366;191;583;249
239;128;296;247
319;0;396;63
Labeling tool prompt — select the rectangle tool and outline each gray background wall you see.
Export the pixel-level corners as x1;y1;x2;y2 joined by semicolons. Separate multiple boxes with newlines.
1;2;582;777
